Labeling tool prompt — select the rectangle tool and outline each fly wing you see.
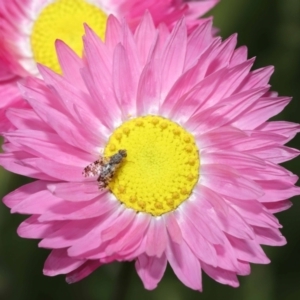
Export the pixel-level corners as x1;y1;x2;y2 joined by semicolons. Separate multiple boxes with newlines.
82;157;107;178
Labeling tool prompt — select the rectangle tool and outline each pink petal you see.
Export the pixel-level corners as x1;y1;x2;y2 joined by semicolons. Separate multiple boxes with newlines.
202;263;239;287
181;199;225;245
258;121;300;141
257;180;300;202
227;235;270;264
3;180;47;208
0;152;56;180
135;253;167;290
66;260;102;284
73;213;150;260
229;199;281;229
34;158;85;181
104;15;122;52
202;150;265;173
38;64;98;127
196;126;247;149
104;213;151;258
55;40;86;92
177;209;218;266
192;189;255;240
236;66;274;92
17;215;67;239
43;248;85;276
253;226;286;246
263;200;292;213
166;238;202;291
200;164;263;200
10;190;63;214
234;97;291;130
213;241;239;272
145;217;168;258
160;19;187;97
101;208;136;242
164;213;183;244
83;24;121;129
38;195;118;222
6;107;52;132
4;129;93;167
39;217;104;249
67;205;125;257
185;0;220;17
19;83;98;151
47;181;101;202
136;58;160;116
229;46;248;67
205;34;238;75
194;184;229;217
246;145;300;164
134;11;157;65
112;44;137;118
185;20;213;70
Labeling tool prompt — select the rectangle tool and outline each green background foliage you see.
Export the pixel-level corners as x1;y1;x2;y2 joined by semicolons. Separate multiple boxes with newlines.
1;0;300;299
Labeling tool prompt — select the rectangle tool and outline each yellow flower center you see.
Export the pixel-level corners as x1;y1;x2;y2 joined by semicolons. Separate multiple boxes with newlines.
105;116;200;216
30;0;107;73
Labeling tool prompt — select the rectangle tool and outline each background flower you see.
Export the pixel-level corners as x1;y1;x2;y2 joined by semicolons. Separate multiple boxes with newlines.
0;7;299;297
0;1;300;300
0;0;219;132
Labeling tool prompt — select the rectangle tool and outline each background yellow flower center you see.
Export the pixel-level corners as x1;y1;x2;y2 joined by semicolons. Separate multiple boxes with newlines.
105;116;200;216
30;0;107;73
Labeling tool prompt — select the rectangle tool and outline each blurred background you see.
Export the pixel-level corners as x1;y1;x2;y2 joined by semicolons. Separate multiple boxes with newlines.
1;0;300;299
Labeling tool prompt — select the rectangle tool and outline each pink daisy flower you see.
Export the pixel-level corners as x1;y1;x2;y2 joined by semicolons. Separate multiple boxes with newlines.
0;0;219;131
1;14;299;291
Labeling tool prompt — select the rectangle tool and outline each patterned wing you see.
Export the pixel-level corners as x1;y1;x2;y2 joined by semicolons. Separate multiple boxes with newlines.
82;157;107;178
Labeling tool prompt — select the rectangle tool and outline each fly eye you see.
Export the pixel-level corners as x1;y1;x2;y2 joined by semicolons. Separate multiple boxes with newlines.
119;149;127;157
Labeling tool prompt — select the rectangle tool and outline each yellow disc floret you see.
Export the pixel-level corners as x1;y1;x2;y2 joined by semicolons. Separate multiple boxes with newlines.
105;116;200;216
31;0;107;73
